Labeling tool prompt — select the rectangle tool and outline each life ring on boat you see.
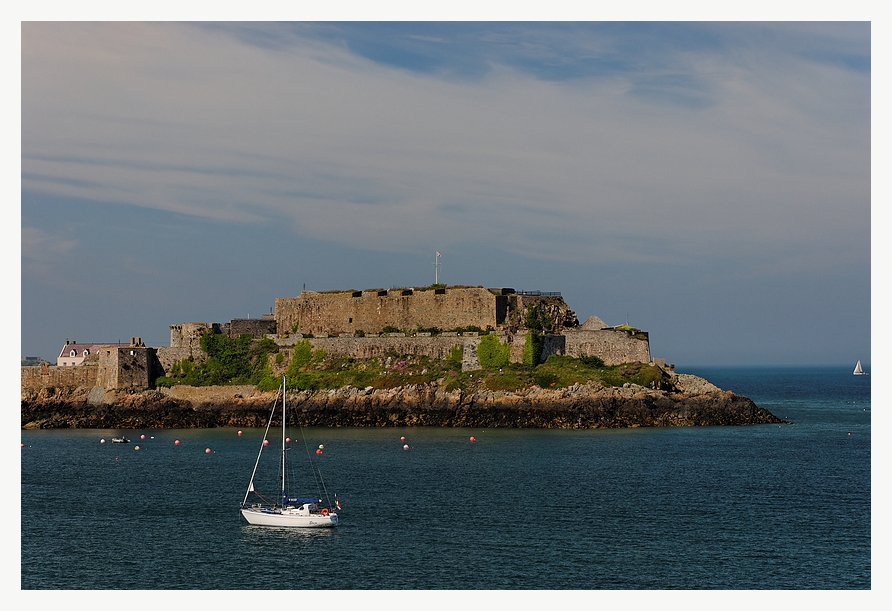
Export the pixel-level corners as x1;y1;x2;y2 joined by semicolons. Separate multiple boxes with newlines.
321;508;329;516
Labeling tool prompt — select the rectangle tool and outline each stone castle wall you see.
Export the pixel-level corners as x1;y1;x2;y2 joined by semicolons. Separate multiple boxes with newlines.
230;318;277;338
170;322;214;349
23;286;652;395
155;347;200;373
96;346;155;389
21;363;99;392
564;329;651;365
273;329;648;370
274;334;467;363
275;287;501;337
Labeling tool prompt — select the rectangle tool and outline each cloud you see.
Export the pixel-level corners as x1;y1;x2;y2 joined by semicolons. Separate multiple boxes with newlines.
21;22;869;272
21;226;80;287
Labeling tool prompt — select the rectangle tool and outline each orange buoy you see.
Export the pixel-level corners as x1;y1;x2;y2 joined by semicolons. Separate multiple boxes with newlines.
321;508;329;516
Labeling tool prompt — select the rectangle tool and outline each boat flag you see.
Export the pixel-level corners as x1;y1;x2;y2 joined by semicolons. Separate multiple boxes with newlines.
336;495;342;510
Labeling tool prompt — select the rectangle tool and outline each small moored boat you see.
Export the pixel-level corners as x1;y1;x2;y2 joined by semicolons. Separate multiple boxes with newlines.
853;360;867;375
111;437;130;443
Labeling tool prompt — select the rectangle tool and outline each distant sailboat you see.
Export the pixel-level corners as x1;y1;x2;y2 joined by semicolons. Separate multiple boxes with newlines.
853;360;866;375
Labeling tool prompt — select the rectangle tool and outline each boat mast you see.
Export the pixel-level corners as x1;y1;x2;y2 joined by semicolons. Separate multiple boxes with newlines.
281;375;287;505
242;382;280;506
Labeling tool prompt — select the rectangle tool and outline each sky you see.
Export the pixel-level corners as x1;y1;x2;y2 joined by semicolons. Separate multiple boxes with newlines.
16;19;874;368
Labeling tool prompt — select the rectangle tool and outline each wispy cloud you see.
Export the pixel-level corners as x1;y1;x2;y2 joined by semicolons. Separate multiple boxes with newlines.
20;21;870;363
23;22;868;262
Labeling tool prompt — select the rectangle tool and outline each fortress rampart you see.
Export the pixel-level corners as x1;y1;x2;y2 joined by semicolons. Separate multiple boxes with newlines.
25;285;658;394
21;345;156;392
275;287;506;336
21;362;99;392
564;329;651;364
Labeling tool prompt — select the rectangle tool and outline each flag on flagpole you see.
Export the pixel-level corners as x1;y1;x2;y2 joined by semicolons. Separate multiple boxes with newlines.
335;495;342;510
436;252;441;257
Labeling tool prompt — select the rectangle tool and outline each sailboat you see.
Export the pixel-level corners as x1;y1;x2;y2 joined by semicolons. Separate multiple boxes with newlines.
853;360;867;375
240;376;339;528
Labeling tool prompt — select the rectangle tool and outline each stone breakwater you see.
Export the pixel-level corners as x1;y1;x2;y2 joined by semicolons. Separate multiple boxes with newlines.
21;374;787;429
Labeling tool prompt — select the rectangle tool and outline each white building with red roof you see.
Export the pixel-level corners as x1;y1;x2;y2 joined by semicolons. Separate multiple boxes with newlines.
56;339;141;366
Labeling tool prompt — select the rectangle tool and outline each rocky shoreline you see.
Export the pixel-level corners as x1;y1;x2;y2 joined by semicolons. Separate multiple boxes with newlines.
21;374;787;429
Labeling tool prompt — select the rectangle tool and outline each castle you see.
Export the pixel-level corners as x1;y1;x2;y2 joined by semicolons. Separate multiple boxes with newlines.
22;286;660;393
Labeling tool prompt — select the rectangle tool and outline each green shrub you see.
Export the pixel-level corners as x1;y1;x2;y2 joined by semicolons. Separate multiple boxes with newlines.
525;304;544;331
522;331;543;365
579;354;605;368
484;371;530;391
444;345;463;371
286;340;313;377
200;333;253;384
477;333;509;369
533;370;558;388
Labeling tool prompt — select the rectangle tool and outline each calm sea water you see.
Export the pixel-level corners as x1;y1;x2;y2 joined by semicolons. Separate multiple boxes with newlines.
20;366;870;590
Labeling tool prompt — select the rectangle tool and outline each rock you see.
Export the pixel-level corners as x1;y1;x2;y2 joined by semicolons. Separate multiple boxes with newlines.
21;374;787;429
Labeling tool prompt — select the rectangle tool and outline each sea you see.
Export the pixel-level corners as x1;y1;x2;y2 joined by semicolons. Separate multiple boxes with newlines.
19;366;872;594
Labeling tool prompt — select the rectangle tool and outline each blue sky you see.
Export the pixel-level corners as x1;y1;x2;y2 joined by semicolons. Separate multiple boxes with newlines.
18;20;873;367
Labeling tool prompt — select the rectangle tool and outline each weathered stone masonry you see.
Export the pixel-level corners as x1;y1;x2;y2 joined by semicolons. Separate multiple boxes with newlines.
24;286;656;393
275;287;506;337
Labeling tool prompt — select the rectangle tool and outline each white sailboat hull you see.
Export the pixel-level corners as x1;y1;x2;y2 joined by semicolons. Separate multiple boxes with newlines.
241;506;338;528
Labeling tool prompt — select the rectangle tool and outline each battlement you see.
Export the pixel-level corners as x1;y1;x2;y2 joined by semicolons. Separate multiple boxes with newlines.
275;286;508;337
25;284;658;394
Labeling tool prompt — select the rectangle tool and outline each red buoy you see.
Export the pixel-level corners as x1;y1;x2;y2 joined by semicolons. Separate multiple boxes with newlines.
400;436;406;441
470;436;476;442
238;430;242;436
140;434;146;440
174;440;180;445
205;448;211;454
316;449;323;455
263;439;269;446
286;437;291;443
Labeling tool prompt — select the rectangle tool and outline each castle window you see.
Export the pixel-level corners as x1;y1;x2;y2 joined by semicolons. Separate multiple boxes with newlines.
70;350;76;357
352;291;362;298
349;318;353;323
